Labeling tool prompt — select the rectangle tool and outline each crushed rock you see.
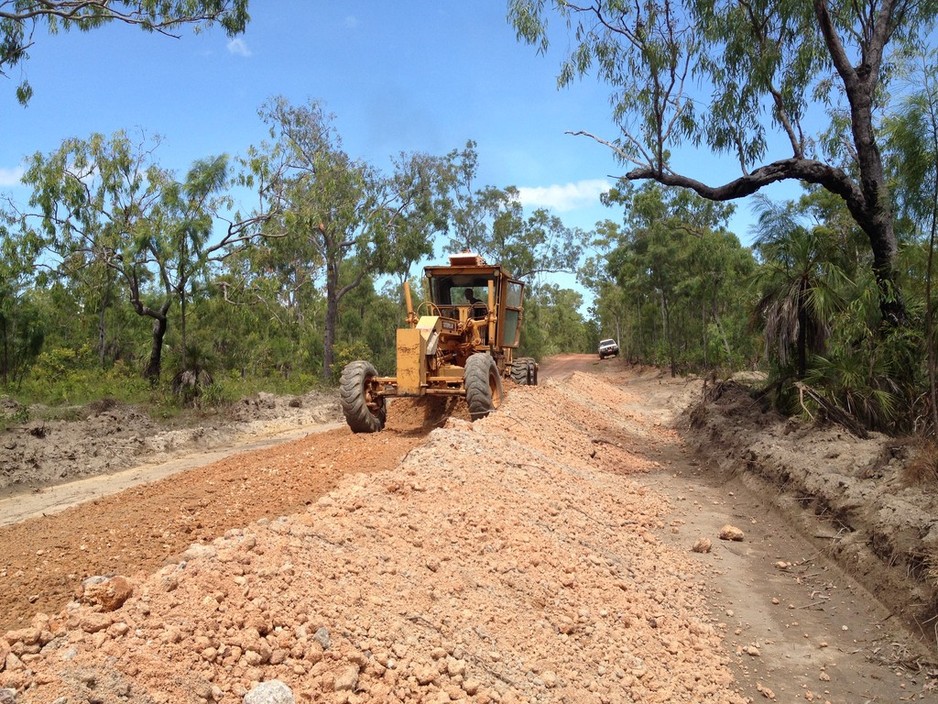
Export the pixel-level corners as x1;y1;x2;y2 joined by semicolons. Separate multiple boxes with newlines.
0;372;746;703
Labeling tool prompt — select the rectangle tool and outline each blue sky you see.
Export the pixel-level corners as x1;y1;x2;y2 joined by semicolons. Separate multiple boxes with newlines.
1;2;793;294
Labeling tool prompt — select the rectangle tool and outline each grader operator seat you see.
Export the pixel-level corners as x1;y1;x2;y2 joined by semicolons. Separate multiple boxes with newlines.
463;287;488;321
427;278;492;342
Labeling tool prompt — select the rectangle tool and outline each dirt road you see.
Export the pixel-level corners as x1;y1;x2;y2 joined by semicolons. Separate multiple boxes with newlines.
0;355;932;703
0;397;466;636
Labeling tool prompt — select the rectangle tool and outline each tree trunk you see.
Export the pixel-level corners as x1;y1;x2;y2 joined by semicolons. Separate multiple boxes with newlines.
636;301;644;363
1;315;8;385
180;286;187;363
926;209;937;433
97;283;111;368
926;98;938;433
712;300;733;362
662;292;675;377
143;313;168;384
814;0;905;327
323;259;339;383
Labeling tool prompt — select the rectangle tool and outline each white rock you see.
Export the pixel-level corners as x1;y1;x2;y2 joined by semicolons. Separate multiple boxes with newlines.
243;679;295;704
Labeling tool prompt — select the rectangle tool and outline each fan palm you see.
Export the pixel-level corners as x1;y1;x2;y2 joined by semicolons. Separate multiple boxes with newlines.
752;199;850;379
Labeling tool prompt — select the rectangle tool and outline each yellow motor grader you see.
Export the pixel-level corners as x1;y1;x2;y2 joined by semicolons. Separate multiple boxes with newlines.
339;252;538;432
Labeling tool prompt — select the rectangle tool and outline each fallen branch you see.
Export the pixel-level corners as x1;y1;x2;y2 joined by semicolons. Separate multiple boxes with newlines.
794;381;869;439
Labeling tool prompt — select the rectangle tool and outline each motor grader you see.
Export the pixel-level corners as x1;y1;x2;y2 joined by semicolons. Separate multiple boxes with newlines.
339;252;538;433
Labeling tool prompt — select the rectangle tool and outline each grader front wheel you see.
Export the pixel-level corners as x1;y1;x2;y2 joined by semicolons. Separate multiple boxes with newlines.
465;353;503;420
339;360;387;433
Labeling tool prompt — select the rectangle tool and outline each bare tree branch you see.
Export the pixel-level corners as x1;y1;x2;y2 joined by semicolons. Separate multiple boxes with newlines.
625;157;865;213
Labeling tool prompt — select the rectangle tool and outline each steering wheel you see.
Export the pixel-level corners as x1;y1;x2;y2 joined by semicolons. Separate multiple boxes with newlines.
416;301;443;317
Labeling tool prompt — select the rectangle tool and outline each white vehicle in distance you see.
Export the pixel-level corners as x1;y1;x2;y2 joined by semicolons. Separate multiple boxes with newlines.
598;338;619;359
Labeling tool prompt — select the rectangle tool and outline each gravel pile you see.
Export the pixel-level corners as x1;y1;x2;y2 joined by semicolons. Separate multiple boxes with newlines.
0;373;745;703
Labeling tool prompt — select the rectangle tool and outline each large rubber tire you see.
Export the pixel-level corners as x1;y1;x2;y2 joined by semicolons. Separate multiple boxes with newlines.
510;357;538;386
339;360;387;433
464;353;504;420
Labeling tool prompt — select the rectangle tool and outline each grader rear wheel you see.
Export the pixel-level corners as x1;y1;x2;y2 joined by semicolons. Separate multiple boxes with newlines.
339;360;387;433
465;353;503;420
510;357;538;386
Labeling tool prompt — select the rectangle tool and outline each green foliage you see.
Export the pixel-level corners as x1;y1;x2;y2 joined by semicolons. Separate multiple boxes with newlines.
0;220;46;384
751;196;852;379
446;180;583;280
519;284;593;358
197;378;231;409
332;341;376;381
883;48;938;433
18;129;272;383
510;0;938;329
14;347;150;407
249;97;458;380
0;297;44;386
750;192;927;432
802;287;921;432
587;183;758;374
30;345;87;380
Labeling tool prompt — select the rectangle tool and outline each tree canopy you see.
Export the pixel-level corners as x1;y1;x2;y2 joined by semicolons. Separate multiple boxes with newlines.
588;182;756;373
509;0;938;326
17;130;270;382
246;97;458;381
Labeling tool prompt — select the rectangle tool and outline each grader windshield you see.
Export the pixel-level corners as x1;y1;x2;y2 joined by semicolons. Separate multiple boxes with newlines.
424;268;524;348
427;276;490;321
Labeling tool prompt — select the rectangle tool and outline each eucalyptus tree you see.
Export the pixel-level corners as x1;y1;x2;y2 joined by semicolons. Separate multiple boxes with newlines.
249;97;456;381
527;283;592;355
158;154;250;364
2;0;250;104
446;183;583;281
378;149;457;287
19;130;270;382
0;219;44;385
446;140;485;253
599;182;752;373
580;219;629;351
510;0;938;328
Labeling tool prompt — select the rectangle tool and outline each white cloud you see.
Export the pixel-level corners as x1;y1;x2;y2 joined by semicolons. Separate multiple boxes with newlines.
226;38;252;57
0;166;24;187
516;179;612;212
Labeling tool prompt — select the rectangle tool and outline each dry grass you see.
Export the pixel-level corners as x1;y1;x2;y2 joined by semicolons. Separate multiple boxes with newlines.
902;439;938;486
